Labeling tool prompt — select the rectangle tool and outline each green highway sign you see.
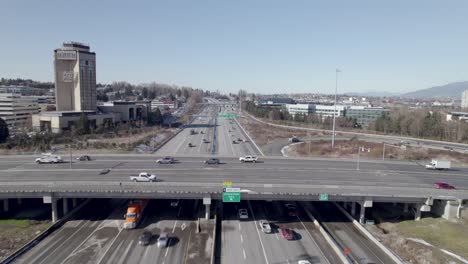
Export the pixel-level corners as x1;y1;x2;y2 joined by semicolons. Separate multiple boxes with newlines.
217;114;235;118
319;194;329;201
223;192;240;202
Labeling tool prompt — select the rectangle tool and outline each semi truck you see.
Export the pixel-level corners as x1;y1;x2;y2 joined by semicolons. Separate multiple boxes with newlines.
425;159;451;170
123;199;148;229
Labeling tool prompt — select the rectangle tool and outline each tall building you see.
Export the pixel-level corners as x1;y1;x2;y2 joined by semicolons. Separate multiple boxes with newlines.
54;42;96;111
0;93;40;129
461;90;468;108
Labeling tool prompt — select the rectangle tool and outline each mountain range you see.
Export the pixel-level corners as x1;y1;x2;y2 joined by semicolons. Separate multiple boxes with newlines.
346;81;468;99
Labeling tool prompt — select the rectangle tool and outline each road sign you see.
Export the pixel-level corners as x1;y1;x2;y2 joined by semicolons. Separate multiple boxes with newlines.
223;181;232;188
223;192;240;202
225;187;241;192
217;114;235;118
319;194;329;201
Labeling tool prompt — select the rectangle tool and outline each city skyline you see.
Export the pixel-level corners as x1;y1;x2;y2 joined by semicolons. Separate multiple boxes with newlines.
1;0;467;94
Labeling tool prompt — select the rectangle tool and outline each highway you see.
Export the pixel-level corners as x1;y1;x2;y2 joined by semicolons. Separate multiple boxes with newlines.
16;199;212;264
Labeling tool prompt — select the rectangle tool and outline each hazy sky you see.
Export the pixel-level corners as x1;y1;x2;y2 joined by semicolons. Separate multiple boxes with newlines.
1;0;467;94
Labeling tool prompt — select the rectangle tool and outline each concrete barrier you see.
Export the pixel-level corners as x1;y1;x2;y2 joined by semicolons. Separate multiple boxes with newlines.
333;202;404;264
299;202;351;264
2;199;91;264
210;203;218;264
234;116;265;156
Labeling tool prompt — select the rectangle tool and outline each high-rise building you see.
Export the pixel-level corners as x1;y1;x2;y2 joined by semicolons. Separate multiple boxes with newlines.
54;42;96;111
0;93;40;129
461;90;468;108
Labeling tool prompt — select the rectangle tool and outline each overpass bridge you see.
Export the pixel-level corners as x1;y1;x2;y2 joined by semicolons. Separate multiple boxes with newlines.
0;155;466;223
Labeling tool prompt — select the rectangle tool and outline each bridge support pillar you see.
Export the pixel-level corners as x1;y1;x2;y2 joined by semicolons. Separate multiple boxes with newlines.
203;197;211;220
415;206;422;221
72;198;77;208
3;199;9;212
51;198;58;223
403;203;409;213
17;198;22;205
457;199;463;219
63;198;69;215
351;202;356;217
359;205;366;224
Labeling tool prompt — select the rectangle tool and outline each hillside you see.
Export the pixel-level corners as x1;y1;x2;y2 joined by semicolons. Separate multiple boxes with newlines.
401;81;468;99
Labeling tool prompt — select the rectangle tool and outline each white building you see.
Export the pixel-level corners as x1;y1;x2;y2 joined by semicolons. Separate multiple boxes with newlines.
0;93;40;129
284;104;314;117
151;100;176;111
314;105;347;118
461;90;468;108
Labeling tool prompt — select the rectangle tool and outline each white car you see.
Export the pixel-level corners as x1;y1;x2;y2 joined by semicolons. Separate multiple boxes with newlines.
239;155;258;163
129;172;157;182
35;156;63;164
259;220;272;233
170;200;180;207
297;261;311;264
157;233;168;248
238;209;248;219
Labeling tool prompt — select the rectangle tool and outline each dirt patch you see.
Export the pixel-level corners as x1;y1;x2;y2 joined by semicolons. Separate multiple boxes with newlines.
0;219;51;261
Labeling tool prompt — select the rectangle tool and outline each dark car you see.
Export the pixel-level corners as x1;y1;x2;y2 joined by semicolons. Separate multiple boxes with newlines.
139;231;152;246
279;228;294;240
433;182;455;189
77;155;91;161
205;158;220;164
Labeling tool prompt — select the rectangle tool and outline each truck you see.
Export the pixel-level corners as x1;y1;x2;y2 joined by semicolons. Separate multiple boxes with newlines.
239;155;258;163
129;172;157;182
123;199;148;229
425;159;451;170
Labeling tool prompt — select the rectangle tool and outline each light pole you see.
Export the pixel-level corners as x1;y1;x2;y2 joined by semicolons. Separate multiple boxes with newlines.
69;143;72;169
331;69;340;148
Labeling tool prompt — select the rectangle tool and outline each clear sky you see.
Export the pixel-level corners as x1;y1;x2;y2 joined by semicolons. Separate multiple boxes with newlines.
1;0;467;94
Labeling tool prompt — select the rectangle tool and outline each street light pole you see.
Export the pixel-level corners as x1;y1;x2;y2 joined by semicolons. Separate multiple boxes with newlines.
332;69;340;148
69;143;72;169
357;146;361;170
382;143;385;161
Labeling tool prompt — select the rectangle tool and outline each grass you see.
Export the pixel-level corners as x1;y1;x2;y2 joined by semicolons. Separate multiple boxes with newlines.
381;218;468;259
0;219;30;227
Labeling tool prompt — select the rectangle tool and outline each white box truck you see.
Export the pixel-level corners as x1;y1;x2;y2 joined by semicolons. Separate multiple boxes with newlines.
425;159;451;170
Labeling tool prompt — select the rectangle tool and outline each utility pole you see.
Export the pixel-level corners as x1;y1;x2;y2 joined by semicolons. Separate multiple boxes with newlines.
332;69;340;148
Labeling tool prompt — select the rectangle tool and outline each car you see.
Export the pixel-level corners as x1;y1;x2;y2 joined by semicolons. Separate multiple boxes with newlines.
284;203;297;210
289;136;300;143
76;155;91;161
203;139;210;143
129;172;157;182
259;220;272;233
433;182;455;189
232;140;238;144
157;157;175;164
188;143;194;147
138;231;152;246
297;261;312;264
237;138;243;142
205;158;220;164
157;233;169;248
200;131;204;134
170;200;180;207
238;209;248;219
35;156;63;164
239;155;258;163
279;227;294;240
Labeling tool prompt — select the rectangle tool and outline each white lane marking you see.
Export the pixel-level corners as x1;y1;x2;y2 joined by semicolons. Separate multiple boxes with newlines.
274;231;280;241
177;206;183;217
243;248;247;259
240;234;244;243
96;221;125;264
247;201;269;264
172;220;178;233
238;222;241;230
165;240;171;257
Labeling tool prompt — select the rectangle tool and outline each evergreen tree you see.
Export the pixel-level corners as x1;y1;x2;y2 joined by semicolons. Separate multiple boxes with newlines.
77;113;90;135
0;118;9;143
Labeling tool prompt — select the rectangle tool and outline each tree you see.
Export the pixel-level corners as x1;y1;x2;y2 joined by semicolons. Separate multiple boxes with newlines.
77;113;90;135
148;108;163;125
0;118;9;143
142;87;149;99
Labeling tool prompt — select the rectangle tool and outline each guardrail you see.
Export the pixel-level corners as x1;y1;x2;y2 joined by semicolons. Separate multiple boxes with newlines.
333;202;404;264
1;199;91;264
299;202;352;264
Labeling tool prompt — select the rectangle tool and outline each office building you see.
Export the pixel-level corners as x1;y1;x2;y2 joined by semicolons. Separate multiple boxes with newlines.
284;104;315;117
151;100;176;111
54;42;96;111
346;106;390;127
314;105;347;118
0;93;40;129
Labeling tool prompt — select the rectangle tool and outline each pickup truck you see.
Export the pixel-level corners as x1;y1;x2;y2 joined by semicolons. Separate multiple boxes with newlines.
425;159;451;170
239;155;258;163
35;156;63;164
129;172;157;182
259;220;272;233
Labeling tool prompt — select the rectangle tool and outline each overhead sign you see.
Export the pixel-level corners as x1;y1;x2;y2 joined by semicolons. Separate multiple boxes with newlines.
56;50;77;60
223;192;240;203
319;194;329;201
223;181;232;188
217;114;235;118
